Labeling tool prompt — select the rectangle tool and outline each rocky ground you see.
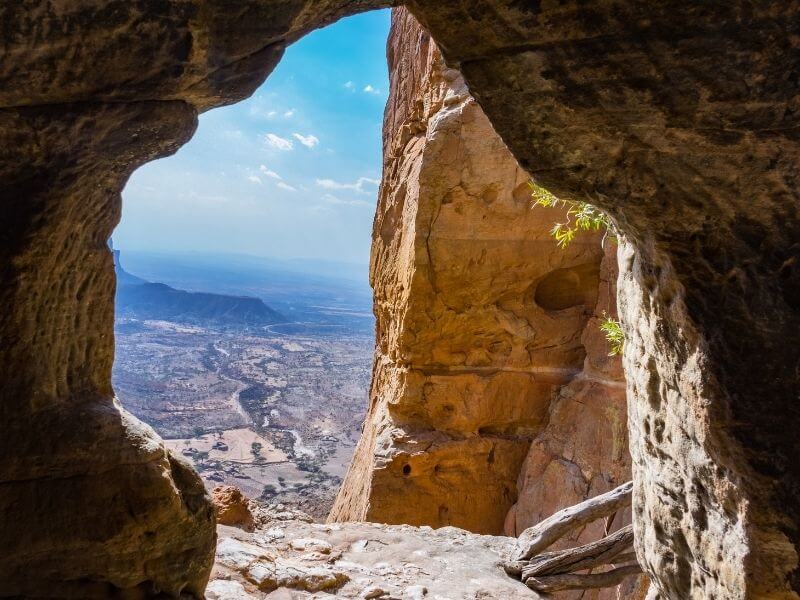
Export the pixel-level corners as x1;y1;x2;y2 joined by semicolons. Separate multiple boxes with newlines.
209;505;539;599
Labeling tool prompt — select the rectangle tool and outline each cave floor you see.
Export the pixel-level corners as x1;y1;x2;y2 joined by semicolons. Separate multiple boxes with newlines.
209;519;539;599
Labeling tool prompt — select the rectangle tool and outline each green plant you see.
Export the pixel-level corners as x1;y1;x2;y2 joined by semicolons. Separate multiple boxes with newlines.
599;313;625;356
529;181;615;248
531;181;625;356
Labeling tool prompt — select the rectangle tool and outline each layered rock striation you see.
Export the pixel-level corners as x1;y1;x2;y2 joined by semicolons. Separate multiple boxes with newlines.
405;3;800;597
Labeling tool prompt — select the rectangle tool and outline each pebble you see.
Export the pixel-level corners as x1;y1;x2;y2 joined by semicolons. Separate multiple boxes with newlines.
362;585;388;599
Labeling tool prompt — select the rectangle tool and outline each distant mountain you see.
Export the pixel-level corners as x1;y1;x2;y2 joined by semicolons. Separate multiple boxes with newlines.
115;249;375;335
113;249;284;326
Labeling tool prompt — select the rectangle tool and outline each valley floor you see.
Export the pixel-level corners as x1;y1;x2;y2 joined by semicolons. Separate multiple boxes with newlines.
113;318;372;517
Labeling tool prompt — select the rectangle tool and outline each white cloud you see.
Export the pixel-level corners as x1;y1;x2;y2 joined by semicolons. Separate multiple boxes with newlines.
293;133;319;149
363;84;381;95
344;81;355;91
322;193;372;208
267;110;277;118
259;165;282;180
277;182;297;192
247;175;262;185
284;109;296;118
265;133;293;151
315;177;380;195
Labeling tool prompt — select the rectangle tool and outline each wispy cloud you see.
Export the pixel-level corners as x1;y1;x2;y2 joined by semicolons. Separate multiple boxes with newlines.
344;81;355;91
293;133;320;149
322;193;372;208
265;133;294;151
277;182;297;192
315;177;380;194
284;108;296;118
259;165;282;180
247;175;262;185
247;99;277;119
363;84;381;95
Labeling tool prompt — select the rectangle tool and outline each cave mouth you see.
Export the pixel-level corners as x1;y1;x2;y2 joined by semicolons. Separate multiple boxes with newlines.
108;9;388;522
106;4;629;546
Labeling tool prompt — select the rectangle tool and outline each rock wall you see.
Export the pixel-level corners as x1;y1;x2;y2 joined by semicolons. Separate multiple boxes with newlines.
333;13;646;598
506;243;649;600
406;3;800;597
331;8;625;541
505;244;627;539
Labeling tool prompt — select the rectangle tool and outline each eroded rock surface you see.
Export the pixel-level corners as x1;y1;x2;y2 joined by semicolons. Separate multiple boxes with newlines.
214;485;257;531
330;9;608;536
0;101;216;597
399;3;800;597
0;2;392;596
505;244;648;600
210;521;537;599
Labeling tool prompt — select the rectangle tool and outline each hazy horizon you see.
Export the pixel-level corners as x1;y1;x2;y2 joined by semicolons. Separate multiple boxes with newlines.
116;247;371;285
113;9;390;267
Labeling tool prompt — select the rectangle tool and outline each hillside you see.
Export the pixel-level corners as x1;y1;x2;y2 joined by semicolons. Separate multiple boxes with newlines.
114;250;284;326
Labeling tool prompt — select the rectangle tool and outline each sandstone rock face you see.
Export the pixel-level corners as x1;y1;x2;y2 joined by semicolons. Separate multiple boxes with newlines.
505;244;648;600
2;1;799;598
0;101;216;597
404;3;800;597
506;246;627;537
213;486;256;531
0;2;395;596
330;9;609;536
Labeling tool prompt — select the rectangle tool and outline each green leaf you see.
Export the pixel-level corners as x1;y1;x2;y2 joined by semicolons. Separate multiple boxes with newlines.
599;312;625;356
529;179;615;248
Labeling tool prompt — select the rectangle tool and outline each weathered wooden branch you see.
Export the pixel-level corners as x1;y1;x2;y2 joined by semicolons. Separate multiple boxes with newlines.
505;481;642;594
522;524;634;577
513;480;633;561
524;564;642;593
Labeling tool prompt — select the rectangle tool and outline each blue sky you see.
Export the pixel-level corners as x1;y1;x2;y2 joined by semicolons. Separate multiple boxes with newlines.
114;9;391;266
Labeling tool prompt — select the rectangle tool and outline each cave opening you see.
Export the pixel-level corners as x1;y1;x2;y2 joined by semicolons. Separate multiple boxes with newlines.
106;4;637;563
100;5;643;596
109;10;387;521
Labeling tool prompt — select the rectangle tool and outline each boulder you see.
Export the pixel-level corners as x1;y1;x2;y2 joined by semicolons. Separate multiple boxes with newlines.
213;486;256;531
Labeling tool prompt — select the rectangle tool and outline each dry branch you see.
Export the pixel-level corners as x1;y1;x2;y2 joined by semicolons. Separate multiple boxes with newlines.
505;481;641;595
522;524;634;577
513;480;633;561
524;564;642;593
